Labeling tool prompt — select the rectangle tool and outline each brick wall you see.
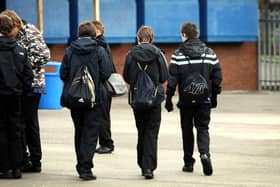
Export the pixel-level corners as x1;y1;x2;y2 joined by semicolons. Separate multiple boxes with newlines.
209;42;257;90
49;42;257;90
48;44;68;62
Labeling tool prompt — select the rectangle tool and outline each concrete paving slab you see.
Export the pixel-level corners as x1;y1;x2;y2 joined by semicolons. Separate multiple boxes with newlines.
0;91;279;187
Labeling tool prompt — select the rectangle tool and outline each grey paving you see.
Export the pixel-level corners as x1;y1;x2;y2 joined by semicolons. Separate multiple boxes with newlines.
1;91;280;187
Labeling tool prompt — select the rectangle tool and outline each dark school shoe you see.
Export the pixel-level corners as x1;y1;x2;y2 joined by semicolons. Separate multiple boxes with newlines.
96;146;114;154
182;160;195;172
200;154;213;176
79;171;97;180
143;169;154;179
12;168;22;179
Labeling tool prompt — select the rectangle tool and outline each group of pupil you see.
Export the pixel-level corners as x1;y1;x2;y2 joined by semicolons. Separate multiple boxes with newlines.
0;9;222;181
60;19;222;180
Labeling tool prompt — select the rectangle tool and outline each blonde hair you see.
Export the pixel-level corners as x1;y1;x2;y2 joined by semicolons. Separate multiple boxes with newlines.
92;20;104;35
137;25;154;43
0;10;23;29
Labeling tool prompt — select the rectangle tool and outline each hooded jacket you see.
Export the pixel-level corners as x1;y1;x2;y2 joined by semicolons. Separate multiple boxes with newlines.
16;23;50;90
0;36;33;95
123;43;168;86
60;37;112;106
123;43;169;104
94;35;116;73
166;38;223;103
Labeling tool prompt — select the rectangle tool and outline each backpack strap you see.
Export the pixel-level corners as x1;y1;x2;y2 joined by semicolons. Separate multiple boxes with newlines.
137;62;148;71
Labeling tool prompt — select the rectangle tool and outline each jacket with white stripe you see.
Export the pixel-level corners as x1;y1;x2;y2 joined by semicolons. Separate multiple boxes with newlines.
166;38;222;101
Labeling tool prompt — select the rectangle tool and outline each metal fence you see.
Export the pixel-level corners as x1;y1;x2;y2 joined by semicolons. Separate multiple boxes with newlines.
258;10;280;90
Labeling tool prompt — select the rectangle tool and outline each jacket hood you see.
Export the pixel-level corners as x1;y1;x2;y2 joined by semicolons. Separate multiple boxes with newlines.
0;36;17;50
130;43;160;64
179;38;206;58
94;35;107;48
70;37;98;55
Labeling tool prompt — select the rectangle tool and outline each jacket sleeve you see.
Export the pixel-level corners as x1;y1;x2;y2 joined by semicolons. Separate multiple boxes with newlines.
106;43;117;73
209;51;223;95
158;51;169;83
60;49;71;82
95;37;117;73
25;24;50;66
98;47;112;82
22;52;34;91
123;52;133;85
166;53;179;97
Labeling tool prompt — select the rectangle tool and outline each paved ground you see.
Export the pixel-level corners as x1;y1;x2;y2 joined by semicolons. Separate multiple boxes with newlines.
0;91;280;187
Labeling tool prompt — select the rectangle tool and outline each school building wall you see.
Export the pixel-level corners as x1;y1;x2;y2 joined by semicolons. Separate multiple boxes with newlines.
6;0;259;91
49;42;257;91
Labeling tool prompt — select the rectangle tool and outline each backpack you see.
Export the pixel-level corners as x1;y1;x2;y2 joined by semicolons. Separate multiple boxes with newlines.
105;73;128;97
130;62;164;110
67;64;96;109
181;58;209;105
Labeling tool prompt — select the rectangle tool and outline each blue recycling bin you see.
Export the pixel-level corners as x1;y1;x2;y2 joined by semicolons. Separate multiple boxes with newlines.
39;61;62;109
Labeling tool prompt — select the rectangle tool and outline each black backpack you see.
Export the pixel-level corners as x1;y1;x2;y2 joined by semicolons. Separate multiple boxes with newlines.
181;58;209;105
67;64;96;109
130;62;164;110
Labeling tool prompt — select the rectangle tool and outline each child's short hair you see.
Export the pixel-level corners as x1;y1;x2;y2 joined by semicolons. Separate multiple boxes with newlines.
92;20;104;35
180;22;199;39
137;25;154;43
0;15;14;35
0;10;23;29
78;21;96;37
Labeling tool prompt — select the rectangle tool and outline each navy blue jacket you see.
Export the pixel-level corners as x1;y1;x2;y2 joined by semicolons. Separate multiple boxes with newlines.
0;36;33;95
60;37;112;106
123;43;169;105
123;43;168;86
94;35;116;73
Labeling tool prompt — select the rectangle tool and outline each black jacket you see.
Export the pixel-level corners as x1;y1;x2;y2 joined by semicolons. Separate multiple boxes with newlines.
166;38;223;103
60;37;112;106
94;35;116;73
0;36;33;95
123;43;169;103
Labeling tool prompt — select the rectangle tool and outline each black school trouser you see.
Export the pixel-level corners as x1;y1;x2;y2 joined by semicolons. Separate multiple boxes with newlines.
70;105;104;174
133;105;161;171
98;96;114;149
0;95;23;171
179;105;211;165
22;94;42;167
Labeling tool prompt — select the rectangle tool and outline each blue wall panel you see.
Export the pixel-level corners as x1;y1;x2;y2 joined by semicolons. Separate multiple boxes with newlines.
77;0;94;23
200;0;259;42
100;0;137;43
7;0;70;44
74;0;136;43
144;0;200;43
43;0;70;43
6;0;37;26
7;0;259;44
